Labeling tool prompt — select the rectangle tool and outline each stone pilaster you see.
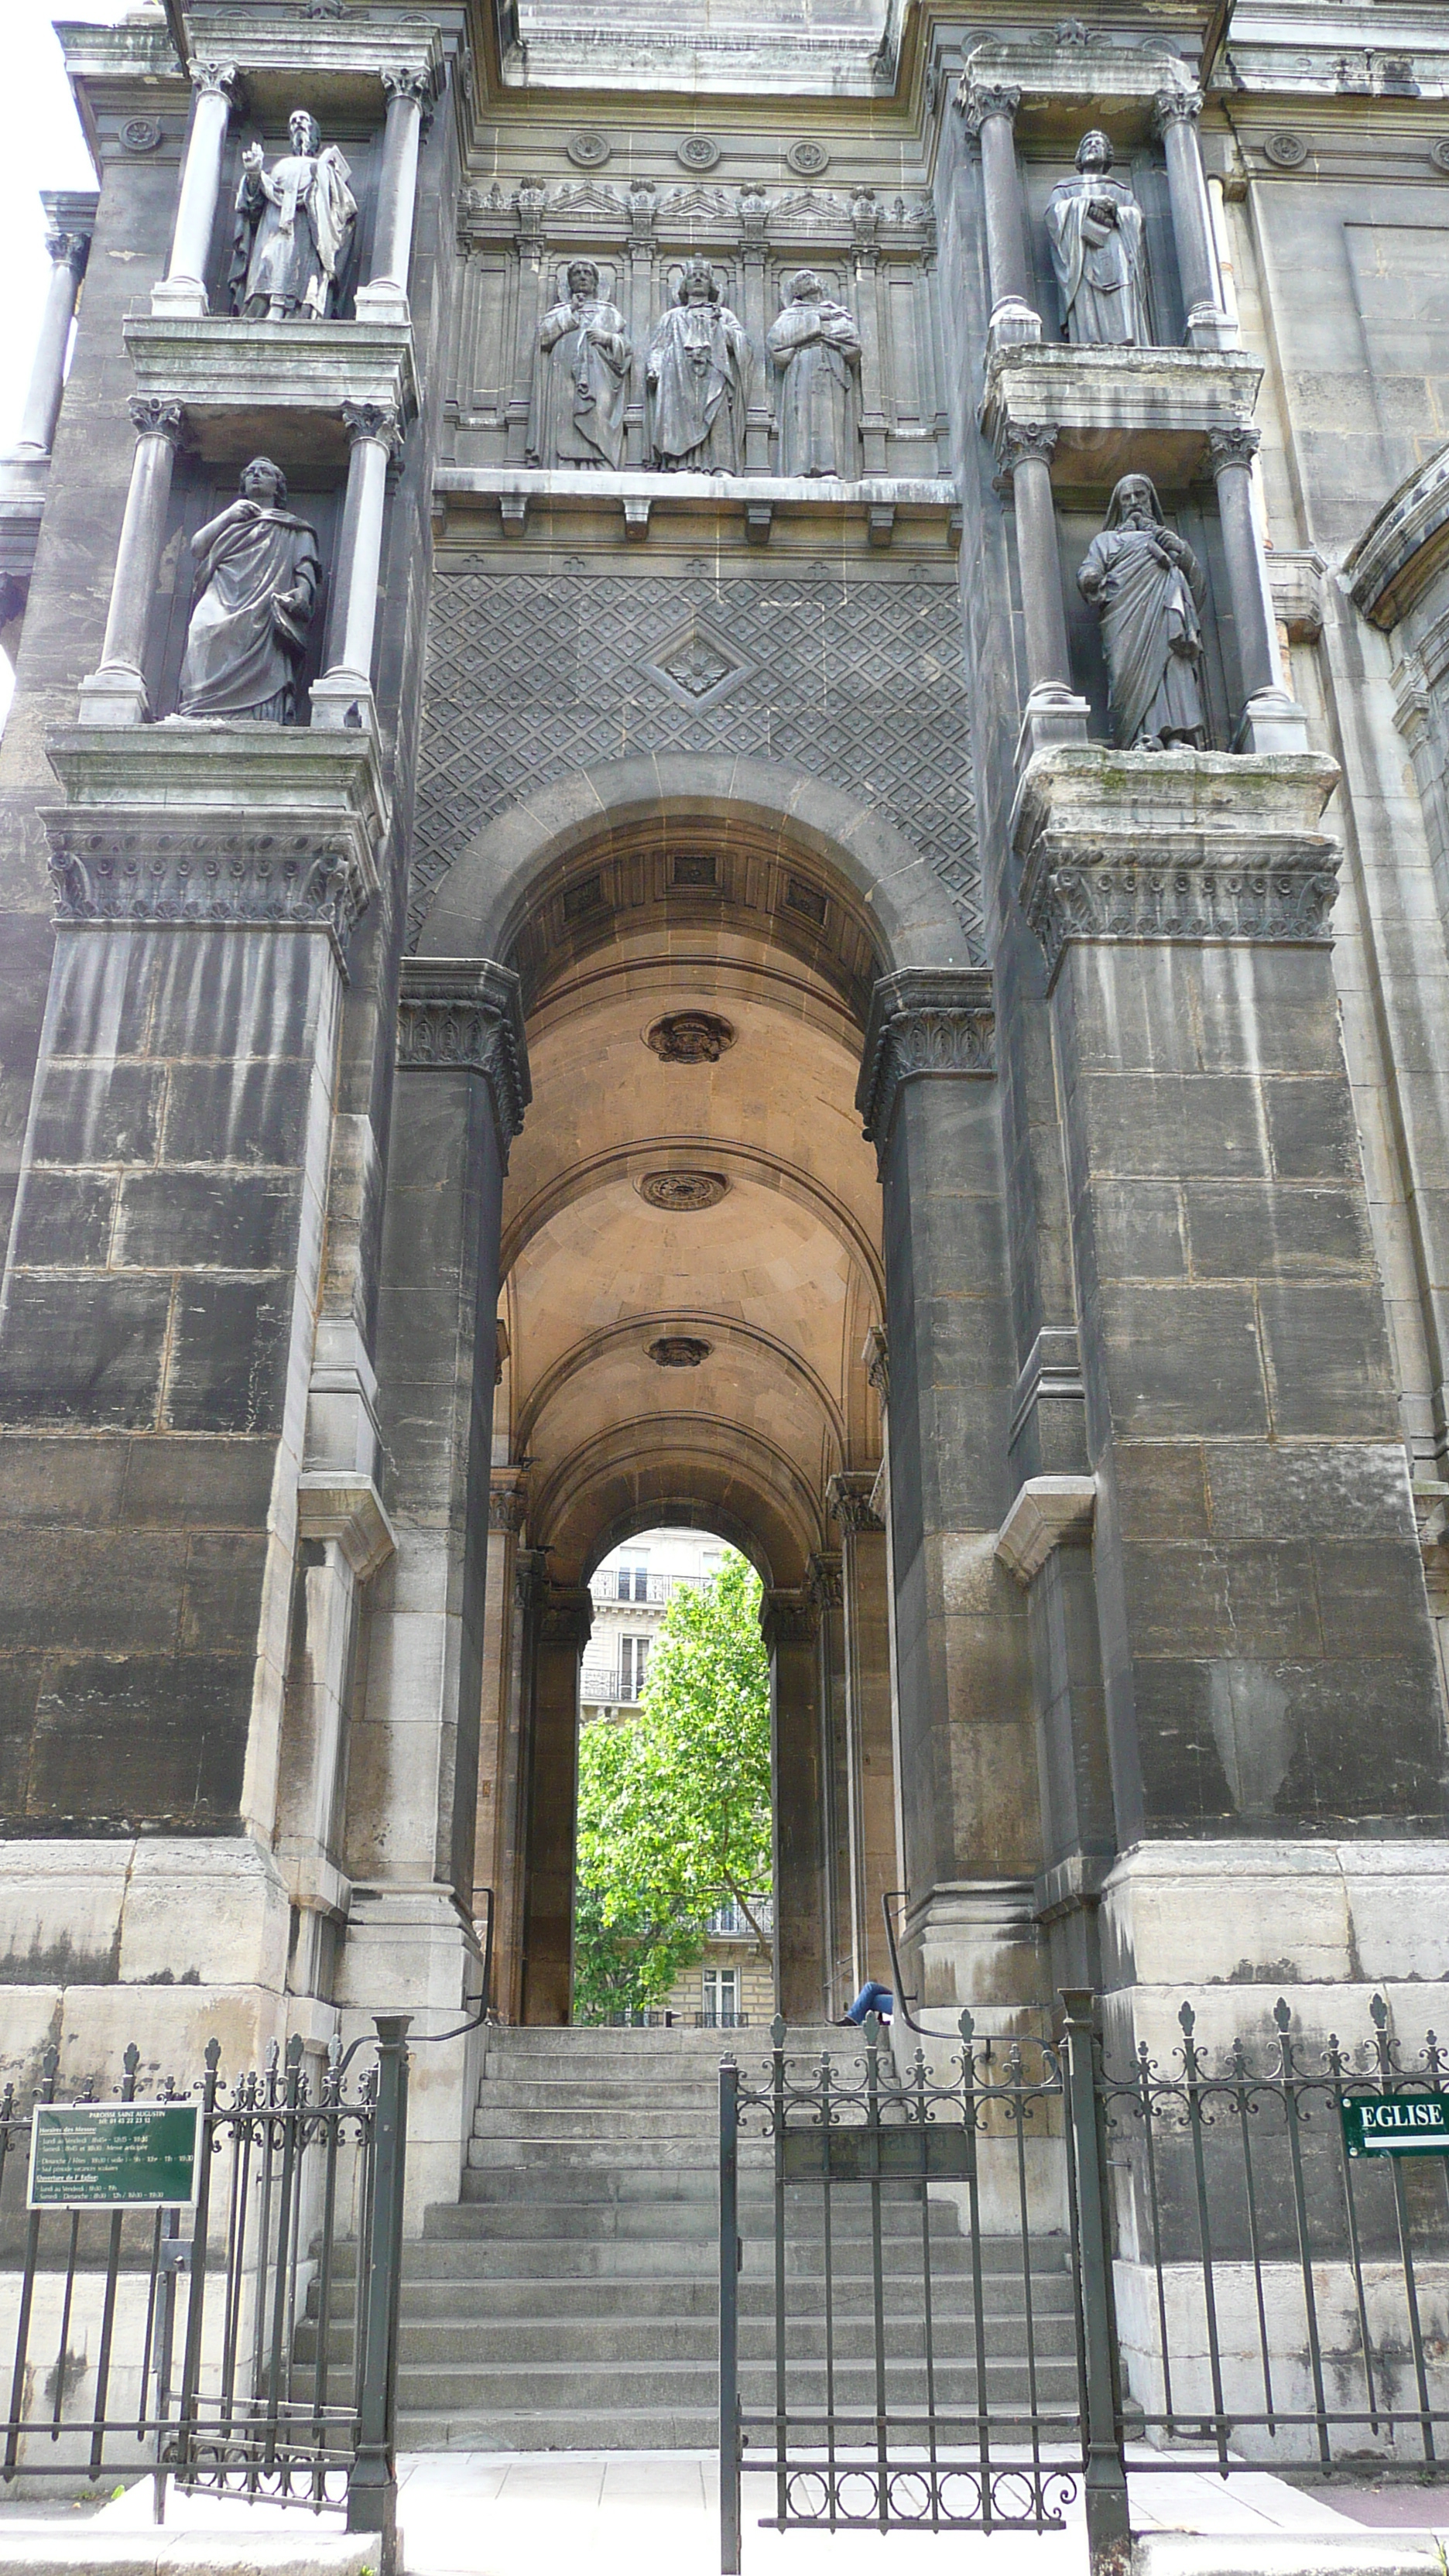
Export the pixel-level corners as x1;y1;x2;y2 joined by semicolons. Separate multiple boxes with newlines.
1013;744;1449;2027
806;1549;850;2012
827;1472;897;1991
762;1584;824;2020
520;1584;591;2024
856;970;1044;2020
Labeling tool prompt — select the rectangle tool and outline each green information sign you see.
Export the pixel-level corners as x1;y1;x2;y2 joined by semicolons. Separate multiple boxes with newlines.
27;2102;201;2210
1341;2091;1449;2160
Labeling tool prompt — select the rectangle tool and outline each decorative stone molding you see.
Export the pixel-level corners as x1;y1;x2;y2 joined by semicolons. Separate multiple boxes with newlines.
1012;745;1343;988
805;1552;844;1614
856;968;996;1156
648;1335;711;1368
958;31;1194;113
488;1470;530;1535
122;320;417;441
862;1325;889;1406
995;1475;1096;1588
190;58;238;101
959;80;1023;135
41;727;387;968
637;1171;728;1212
296;1472;396;1582
343;400;405;462
993;417;1057;494
827;1471;885;1536
396;957;532;1163
644;1011;735;1064
1266;549;1327;645
1345;441;1449;632
982;344;1263;489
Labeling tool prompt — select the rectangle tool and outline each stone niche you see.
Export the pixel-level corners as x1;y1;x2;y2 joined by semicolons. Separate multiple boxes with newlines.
448;174;944;478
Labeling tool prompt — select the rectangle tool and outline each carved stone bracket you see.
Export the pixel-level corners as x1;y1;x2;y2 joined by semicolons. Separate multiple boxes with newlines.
488;1468;530;1536
1012;744;1344;988
297;1471;396;1582
396;957;532;1164
827;1471;885;1536
856;968;996;1159
995;1475;1096;1588
862;1324;889;1407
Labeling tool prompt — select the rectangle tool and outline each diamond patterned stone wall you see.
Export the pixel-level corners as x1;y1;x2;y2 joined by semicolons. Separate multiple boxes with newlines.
409;564;982;957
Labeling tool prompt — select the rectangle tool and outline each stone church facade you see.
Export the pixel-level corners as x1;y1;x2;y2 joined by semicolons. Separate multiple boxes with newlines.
1;0;1448;2219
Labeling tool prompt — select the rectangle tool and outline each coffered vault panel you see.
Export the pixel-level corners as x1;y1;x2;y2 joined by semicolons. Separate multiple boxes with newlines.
409;564;981;956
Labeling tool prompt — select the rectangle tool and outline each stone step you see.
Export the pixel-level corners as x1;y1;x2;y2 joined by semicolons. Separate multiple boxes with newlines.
307;2312;1077;2369
396;2404;721;2451
393;2357;1080;2414
322;2265;1077;2324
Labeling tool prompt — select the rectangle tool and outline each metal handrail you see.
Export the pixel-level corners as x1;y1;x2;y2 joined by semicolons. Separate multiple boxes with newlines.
881;1887;929;2038
341;1889;495;2073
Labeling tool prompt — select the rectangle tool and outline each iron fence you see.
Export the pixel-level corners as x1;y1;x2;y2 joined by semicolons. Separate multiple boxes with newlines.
720;1989;1449;2576
0;2015;409;2571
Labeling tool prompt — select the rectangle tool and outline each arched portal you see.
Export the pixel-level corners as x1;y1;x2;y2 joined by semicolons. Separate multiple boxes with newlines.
456;800;903;2023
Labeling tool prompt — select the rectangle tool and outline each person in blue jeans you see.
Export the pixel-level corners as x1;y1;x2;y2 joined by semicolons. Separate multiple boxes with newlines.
840;1981;894;2026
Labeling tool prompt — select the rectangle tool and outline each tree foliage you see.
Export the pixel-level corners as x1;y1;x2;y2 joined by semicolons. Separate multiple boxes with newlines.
574;1548;772;2023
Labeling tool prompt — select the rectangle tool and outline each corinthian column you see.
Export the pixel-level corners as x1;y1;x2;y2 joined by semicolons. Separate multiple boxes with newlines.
13;214;91;457
994;419;1088;760
312;404;403;731
1208;424;1308;752
77;396;185;725
355;67;430;325
152;61;238;318
1153;89;1235;351
960;80;1040;348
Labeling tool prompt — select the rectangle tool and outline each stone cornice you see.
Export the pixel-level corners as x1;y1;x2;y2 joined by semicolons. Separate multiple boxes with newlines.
981;344;1259;487
855;968;995;1158
1011;745;1343;988
296;1473;396;1583
995;1475;1096;1588
396;957;532;1164
41;726;386;968
123;318;417;438
1345;439;1449;632
827;1471;885;1536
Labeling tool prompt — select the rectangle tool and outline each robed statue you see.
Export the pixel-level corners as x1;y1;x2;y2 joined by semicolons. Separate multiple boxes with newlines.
228;110;358;321
1078;474;1208;752
533;259;632;470
646;258;751;474
176;458;321;724
766;270;862;479
1045;131;1147;348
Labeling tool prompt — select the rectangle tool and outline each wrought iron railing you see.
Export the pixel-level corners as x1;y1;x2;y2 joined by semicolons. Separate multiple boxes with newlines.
0;2018;409;2570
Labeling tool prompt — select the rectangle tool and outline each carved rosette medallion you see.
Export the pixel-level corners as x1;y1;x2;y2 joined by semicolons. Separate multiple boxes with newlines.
677;135;721;170
644;1012;736;1064
637;1171;728;1212
786;139;831;176
648;1334;712;1368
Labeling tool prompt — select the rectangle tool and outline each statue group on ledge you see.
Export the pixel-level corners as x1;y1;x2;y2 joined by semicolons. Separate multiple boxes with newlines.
529;255;862;478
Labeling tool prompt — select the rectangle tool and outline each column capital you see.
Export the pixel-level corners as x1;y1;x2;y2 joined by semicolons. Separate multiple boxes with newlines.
514;1545;549;1614
805;1550;844;1613
488;1467;529;1535
128;395;185;446
190;58;238;101
1152;84;1203;133
396;957;532;1163
342;401;405;461
862;1325;889;1406
45;229;91;276
762;1586;817;1649
856;968;996;1155
994;416;1057;492
381;63;432;105
958;77;1022;134
1207;423;1262;474
827;1471;885;1536
539;1584;593;1649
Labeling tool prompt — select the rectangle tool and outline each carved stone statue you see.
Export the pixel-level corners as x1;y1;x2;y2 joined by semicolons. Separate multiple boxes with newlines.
533;259;631;470
228;111;358;320
176;458;321;724
1045;131;1147;347
766;270;862;479
1078;474;1208;751
646;257;751;474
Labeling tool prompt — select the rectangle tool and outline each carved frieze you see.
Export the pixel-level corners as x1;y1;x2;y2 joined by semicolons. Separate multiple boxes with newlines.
396;957;532;1162
47;833;368;952
855;968;997;1156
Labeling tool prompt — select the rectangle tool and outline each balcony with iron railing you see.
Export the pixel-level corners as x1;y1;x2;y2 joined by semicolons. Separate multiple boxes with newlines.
589;1568;708;1608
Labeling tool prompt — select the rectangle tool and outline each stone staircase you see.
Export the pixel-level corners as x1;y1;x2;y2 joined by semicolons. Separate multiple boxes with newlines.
310;2023;1080;2451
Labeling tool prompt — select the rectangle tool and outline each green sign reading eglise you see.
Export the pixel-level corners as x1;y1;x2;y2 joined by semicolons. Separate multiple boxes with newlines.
1341;2091;1449;2159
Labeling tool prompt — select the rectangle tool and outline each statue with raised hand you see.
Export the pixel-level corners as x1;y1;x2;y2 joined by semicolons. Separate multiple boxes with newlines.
229;109;358;321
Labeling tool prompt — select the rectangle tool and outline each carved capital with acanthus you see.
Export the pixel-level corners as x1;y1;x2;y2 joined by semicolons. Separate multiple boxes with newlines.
1207;424;1262;476
396;957;532;1166
128;396;186;447
761;1585;817;1650
994;417;1057;495
539;1584;594;1650
855;968;996;1158
46;230;91;277
1152;85;1203;134
342;402;405;461
827;1471;885;1537
862;1324;889;1406
190;57;238;101
805;1550;844;1615
381;63;432;105
488;1468;530;1536
958;77;1023;134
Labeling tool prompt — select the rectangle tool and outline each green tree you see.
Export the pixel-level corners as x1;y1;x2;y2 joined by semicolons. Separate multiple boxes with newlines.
574;1548;772;2023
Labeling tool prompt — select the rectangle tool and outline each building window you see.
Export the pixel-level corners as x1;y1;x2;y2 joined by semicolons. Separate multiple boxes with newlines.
618;1560;649;1602
703;1966;741;2027
620;1635;649;1701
